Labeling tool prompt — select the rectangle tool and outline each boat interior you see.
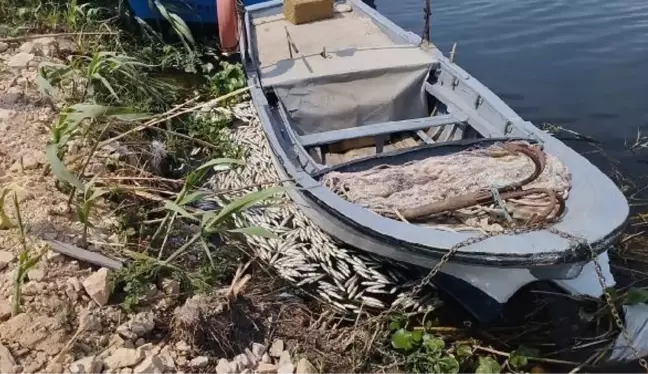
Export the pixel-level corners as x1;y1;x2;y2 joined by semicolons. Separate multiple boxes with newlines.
244;0;536;173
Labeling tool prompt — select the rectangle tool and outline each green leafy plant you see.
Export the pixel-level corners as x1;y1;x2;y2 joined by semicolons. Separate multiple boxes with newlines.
77;180;109;248
475;356;501;374
208;61;246;99
11;193;46;316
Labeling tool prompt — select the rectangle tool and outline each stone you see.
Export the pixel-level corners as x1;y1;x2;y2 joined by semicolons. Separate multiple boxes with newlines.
0;300;11;321
0;42;8;53
174;341;190;353
0;343;16;374
134;338;145;348
278;351;292;368
252;343;266;359
269;340;284;358
83;268;111;306
27;267;46;282
262;353;272;364
79;308;102;332
189;356;209;368
241;369;251;374
160;278;180;296
0;251;15;270
20;150;44;170
116;312;155;340
244;348;258;367
7;52;35;68
121;368;133;374
19;42;35;53
256;363;278;374
45;362;64;373
215;358;230;374
69;355;103;374
158;346;175;370
234;353;252;369
278;363;295;374
133;356;164;374
228;360;240;373
104;348;145;369
295;358;317;374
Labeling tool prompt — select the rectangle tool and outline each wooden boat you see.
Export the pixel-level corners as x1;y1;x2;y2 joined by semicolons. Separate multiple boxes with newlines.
239;0;626;320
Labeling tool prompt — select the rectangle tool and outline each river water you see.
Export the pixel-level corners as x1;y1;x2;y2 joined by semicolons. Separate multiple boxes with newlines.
376;0;648;182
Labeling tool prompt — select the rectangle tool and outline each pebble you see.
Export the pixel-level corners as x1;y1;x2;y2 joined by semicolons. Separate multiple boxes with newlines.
0;300;11;321
216;358;230;374
7;52;34;68
103;348;145;369
0;251;16;270
133;355;165;374
278;362;295;374
296;358;317;374
0;42;8;53
82;268;111;306
278;351;292;368
269;339;284;358
257;362;278;374
189;356;209;368
0;343;16;374
116;312;155;340
261;353;272;364
160;278;180;296
252;343;266;359
69;355;103;374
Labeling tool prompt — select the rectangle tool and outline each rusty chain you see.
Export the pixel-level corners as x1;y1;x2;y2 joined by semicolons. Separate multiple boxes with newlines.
548;228;648;372
377;224;648;371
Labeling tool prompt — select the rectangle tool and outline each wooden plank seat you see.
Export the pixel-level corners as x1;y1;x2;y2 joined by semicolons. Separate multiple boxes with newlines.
299;113;469;147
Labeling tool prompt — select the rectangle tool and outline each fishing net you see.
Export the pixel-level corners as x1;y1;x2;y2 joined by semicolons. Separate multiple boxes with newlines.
322;142;572;233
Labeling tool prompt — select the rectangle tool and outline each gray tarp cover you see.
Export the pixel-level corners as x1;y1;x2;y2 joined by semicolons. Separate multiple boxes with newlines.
261;46;435;136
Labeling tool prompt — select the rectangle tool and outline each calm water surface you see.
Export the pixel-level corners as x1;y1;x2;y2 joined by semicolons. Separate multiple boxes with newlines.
376;0;648;180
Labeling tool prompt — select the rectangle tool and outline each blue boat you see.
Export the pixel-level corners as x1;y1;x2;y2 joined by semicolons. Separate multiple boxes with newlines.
127;0;268;24
239;0;627;321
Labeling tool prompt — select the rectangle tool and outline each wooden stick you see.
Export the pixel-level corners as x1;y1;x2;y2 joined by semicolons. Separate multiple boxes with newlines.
98;88;248;148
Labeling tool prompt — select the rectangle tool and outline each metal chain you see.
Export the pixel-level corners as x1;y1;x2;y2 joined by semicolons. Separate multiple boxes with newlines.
548;228;648;372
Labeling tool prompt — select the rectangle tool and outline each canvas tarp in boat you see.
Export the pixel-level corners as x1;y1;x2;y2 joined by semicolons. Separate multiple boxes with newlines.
261;46;437;136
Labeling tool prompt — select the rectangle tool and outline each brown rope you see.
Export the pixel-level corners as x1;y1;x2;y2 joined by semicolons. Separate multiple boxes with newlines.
400;142;557;222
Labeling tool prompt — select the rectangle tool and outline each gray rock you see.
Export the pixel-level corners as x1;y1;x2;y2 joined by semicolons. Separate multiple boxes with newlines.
269;339;284;358
116;312;155;340
0;42;8;53
0;251;16;270
27;267;46;282
0;343;16;374
7;52;34;68
158;346;175;370
83;268;111;306
189;356;209;368
234;353;252;369
244;348;258;367
227;360;240;373
103;348;145;369
133;355;164;374
257;362;278;374
278;363;295;374
215;358;231;374
19;41;35;54
69;355;103;374
79;308;102;332
0;300;10;321
252;343;266;359
278;351;292;368
295;358;317;374
160;278;180;296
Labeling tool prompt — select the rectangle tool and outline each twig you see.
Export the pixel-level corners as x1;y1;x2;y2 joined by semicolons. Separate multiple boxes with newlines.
0;32;117;43
99;88;249;148
474;345;580;366
96;176;183;183
148;126;221;149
